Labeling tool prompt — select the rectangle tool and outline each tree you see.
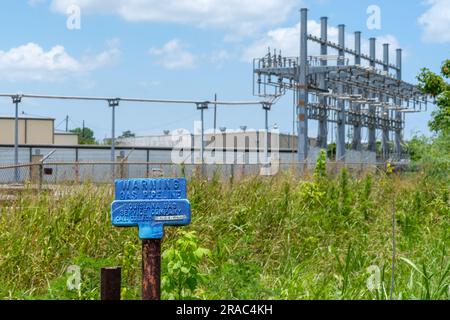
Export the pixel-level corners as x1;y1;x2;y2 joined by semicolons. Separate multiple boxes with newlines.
404;60;450;177
70;127;97;145
119;130;136;139
417;59;450;135
404;133;449;177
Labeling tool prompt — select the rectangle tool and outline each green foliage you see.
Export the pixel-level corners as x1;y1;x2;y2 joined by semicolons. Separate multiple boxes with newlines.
441;59;450;78
119;130;136;139
405;135;430;162
207;245;267;299
417;60;450;134
432;91;450;134
400;250;450;300
70;127;97;145
339;168;351;216
405;133;450;178
119;240;141;300
314;149;327;182
0;173;448;300
161;231;211;300
358;175;373;221
417;68;447;97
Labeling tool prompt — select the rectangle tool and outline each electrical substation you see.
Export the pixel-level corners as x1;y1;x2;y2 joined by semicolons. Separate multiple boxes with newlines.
253;8;427;163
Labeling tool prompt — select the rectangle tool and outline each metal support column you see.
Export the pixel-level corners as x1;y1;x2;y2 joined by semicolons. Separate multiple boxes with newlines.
12;95;22;183
336;24;346;161
298;8;309;164
382;44;390;160
352;31;362;151
109;99;120;179
395;49;403;158
317;16;328;150
263;103;271;165
201;107;204;165
368;38;377;153
196;103;208;175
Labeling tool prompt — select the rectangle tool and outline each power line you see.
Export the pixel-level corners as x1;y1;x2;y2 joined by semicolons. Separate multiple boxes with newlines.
54;118;66;130
0;93;266;106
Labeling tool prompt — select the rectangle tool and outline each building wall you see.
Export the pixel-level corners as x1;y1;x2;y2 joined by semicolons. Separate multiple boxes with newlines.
0;118;54;145
26;120;54;144
117;132;315;150
0;119;26;144
54;133;79;146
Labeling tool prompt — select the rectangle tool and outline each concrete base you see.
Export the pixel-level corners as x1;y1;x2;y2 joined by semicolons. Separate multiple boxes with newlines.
345;150;376;164
344;150;377;174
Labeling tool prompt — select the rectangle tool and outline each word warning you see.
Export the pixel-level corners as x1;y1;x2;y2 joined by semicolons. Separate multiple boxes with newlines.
111;178;191;239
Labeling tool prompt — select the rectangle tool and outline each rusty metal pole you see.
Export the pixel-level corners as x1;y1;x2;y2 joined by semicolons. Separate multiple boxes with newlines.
101;267;122;300
142;239;161;300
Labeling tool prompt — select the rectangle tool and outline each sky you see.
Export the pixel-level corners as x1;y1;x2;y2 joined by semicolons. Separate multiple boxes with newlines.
0;0;449;142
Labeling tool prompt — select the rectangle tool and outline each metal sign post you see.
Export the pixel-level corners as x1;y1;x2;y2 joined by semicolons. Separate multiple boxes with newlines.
111;178;191;300
142;239;161;300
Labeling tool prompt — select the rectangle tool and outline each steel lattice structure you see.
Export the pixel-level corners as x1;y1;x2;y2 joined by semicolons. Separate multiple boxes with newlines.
253;8;427;162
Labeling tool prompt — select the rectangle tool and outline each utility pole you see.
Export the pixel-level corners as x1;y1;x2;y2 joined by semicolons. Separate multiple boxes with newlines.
214;93;217;133
65;115;69;132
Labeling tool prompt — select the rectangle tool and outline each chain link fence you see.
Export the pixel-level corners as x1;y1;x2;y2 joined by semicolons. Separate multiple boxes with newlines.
0;160;394;186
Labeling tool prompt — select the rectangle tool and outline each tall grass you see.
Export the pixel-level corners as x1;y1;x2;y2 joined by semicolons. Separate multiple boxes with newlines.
0;169;448;300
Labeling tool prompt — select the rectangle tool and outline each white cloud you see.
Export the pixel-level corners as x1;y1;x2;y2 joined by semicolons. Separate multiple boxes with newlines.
0;40;120;82
84;38;121;70
149;39;197;70
418;0;450;43
0;43;80;81
243;20;403;67
49;0;300;37
210;49;232;68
